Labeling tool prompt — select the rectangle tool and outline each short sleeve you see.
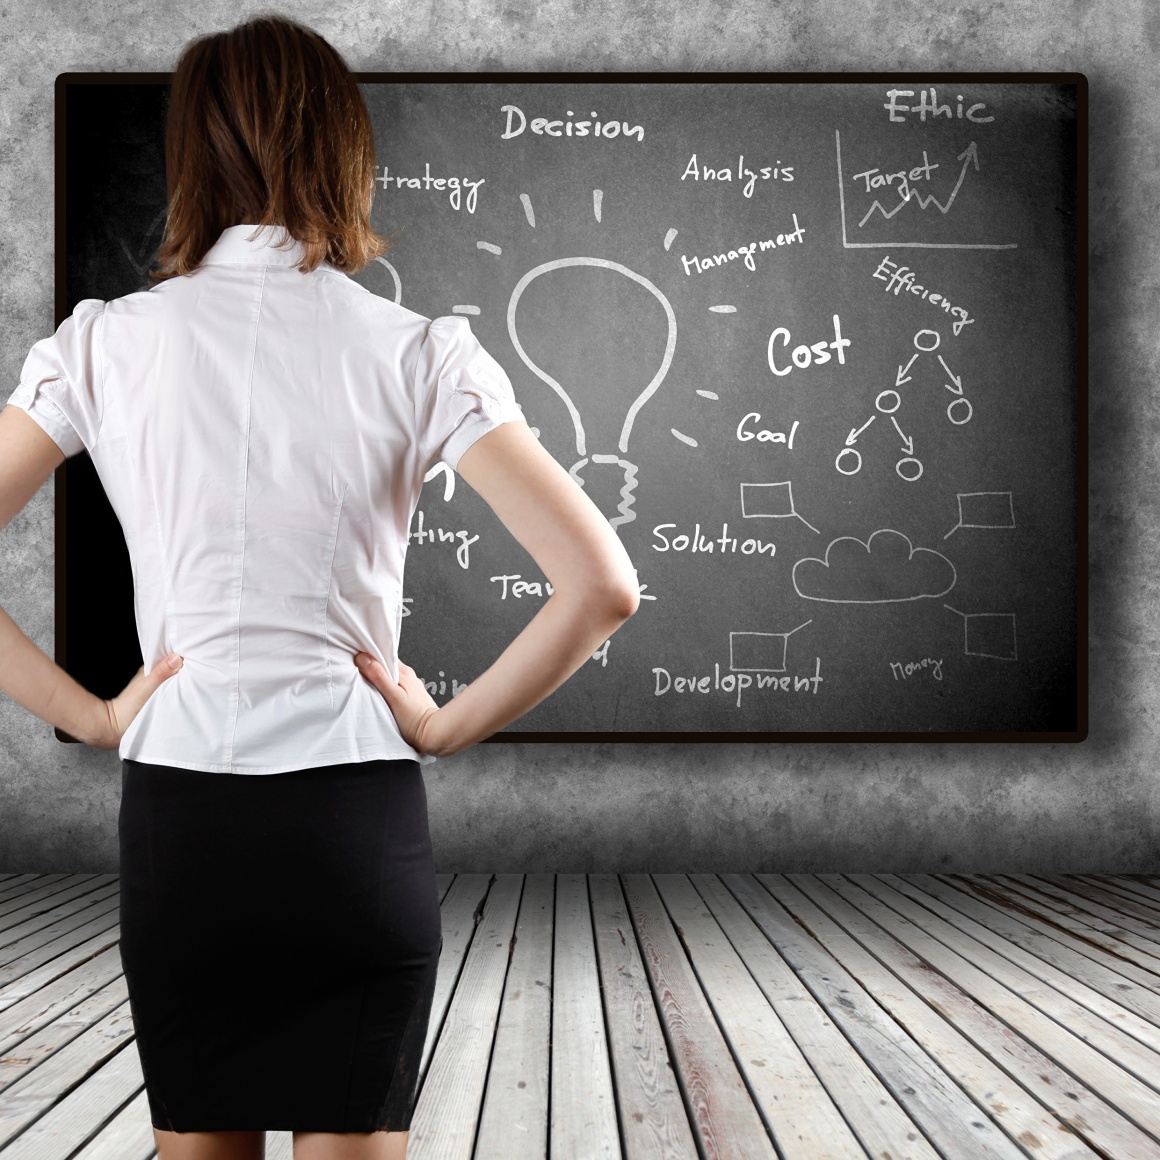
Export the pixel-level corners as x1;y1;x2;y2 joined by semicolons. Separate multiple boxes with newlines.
413;315;526;472
6;298;106;459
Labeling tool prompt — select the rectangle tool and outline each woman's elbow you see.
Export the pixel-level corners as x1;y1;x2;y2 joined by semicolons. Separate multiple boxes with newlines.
598;572;641;623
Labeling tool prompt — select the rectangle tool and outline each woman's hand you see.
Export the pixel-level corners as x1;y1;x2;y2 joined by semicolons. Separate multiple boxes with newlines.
355;654;446;755
83;654;184;750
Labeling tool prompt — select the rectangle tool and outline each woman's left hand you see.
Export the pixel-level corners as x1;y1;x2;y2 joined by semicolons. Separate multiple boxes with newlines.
83;653;184;749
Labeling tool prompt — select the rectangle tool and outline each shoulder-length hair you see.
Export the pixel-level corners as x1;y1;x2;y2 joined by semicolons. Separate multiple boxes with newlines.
148;14;388;284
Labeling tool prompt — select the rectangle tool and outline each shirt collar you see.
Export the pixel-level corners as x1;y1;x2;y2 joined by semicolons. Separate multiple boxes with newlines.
200;223;337;270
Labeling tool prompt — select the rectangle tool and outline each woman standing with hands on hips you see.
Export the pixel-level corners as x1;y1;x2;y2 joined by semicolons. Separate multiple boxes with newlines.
0;15;638;1160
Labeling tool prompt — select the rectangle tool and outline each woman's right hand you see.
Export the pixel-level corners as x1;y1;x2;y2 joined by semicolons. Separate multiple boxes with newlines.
355;653;446;755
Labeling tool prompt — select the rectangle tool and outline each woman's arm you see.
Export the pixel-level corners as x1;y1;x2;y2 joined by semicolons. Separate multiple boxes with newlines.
356;420;640;755
0;405;183;748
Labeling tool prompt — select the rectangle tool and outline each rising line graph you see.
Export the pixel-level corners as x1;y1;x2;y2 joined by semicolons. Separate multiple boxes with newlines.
836;130;1018;250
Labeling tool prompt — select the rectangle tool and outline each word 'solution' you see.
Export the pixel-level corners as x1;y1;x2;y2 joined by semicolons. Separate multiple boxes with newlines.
653;522;775;557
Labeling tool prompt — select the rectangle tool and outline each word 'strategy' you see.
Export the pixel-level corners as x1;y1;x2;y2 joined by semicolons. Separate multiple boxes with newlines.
681;214;806;275
653;659;823;709
374;163;485;214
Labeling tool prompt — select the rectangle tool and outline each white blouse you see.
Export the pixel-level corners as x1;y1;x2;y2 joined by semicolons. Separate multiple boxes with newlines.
7;223;527;773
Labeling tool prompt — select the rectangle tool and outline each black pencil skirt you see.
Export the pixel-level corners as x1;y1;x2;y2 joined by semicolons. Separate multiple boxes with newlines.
118;757;443;1133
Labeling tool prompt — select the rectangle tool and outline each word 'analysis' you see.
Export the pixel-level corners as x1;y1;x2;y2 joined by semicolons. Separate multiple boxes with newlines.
375;164;485;213
882;88;995;123
681;153;795;197
653;659;823;708
500;105;644;141
871;257;975;335
681;214;806;275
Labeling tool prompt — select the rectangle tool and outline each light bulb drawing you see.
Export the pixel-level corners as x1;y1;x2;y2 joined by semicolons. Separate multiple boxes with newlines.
369;256;402;304
506;256;677;530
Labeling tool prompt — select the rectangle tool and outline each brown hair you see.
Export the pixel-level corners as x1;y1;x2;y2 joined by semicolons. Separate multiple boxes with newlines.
148;14;388;284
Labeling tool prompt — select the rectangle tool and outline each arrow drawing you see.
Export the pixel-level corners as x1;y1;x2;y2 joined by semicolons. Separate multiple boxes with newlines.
835;131;1018;251
858;143;981;228
937;354;961;388
846;415;876;445
896;353;919;387
890;415;914;455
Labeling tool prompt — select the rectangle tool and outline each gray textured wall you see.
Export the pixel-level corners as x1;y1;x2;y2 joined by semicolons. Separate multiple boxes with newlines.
0;1;1152;873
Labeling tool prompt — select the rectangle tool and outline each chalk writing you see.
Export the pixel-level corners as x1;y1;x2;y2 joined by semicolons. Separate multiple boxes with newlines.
883;89;995;124
680;153;795;196
501;105;644;141
374;164;485;214
652;522;775;557
737;414;799;448
408;510;479;569
681;214;806;274
871;256;975;334
652;658;822;709
768;314;851;376
890;657;944;681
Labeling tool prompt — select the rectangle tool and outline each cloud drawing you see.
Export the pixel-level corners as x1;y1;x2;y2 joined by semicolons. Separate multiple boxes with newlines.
793;529;957;603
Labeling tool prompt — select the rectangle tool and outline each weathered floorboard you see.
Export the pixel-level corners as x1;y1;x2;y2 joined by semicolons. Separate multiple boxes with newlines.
0;873;1156;1159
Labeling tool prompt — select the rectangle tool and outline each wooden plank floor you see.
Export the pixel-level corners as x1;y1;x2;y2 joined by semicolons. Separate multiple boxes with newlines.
0;873;1158;1158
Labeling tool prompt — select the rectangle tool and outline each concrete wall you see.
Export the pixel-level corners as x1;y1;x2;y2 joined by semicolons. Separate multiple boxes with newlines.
1;1;1153;872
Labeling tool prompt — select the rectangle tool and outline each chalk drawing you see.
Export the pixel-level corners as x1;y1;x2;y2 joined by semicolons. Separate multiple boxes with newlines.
835;131;1018;250
944;492;1016;539
729;620;813;673
740;481;820;535
370;256;402;305
944;605;1018;660
423;461;455;503
794;529;956;603
507;256;677;530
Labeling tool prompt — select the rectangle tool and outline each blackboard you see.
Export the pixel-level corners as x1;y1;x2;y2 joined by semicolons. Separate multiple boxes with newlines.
56;73;1085;741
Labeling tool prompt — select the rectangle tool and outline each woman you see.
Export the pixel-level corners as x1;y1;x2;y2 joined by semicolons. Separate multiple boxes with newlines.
0;15;638;1160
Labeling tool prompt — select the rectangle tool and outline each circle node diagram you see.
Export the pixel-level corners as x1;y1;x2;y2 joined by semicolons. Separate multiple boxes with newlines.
896;456;924;482
836;447;862;475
